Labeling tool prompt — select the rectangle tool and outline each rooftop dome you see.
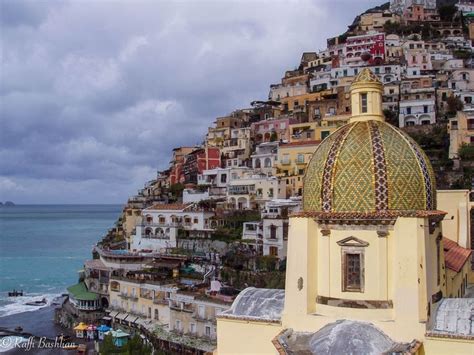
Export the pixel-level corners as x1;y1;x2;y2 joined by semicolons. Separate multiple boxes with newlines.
303;68;436;214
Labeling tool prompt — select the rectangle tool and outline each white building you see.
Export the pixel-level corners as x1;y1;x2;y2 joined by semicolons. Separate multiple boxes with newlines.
390;0;436;14
131;203;216;253
251;142;278;176
227;173;285;210
268;83;307;101
399;97;436;126
241;199;301;259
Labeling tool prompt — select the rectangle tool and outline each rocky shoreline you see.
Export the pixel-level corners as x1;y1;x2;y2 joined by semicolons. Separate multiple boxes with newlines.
0;305;93;354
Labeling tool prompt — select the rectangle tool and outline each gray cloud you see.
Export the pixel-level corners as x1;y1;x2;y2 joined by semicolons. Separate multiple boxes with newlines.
0;0;383;203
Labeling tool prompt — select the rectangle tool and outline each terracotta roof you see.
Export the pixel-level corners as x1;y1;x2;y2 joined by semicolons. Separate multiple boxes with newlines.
279;140;321;147
443;238;472;273
146;203;190;211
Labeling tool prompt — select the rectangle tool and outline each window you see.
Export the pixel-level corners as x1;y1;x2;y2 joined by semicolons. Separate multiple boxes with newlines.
423;105;428;113
198;305;205;318
175;320;181;331
268;188;274;198
297;154;304;163
269;246;278;256
343;252;363;292
220;174;227;183
205;326;211;337
190;323;196;333
270;225;277;239
321;131;330;140
360;93;368;113
193;218;198;224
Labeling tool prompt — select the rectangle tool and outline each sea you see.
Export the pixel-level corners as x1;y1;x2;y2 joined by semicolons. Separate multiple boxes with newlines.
0;204;122;318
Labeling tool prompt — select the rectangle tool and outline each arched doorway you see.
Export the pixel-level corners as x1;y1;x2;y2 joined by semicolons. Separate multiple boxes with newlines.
101;297;109;309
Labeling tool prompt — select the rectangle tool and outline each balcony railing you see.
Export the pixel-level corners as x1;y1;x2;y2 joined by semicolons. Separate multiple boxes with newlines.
170;305;194;313
119;293;139;301
140;222;180;228
142;234;170;240
153;298;169;305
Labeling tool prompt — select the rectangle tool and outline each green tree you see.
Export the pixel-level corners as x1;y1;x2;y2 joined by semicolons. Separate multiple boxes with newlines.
439;5;457;22
169;183;184;200
125;335;152;355
270;131;278;142
458;143;474;161
383;108;399;126
100;334;121;354
447;95;464;116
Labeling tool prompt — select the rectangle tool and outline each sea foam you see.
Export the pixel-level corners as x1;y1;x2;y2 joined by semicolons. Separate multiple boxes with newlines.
0;293;60;318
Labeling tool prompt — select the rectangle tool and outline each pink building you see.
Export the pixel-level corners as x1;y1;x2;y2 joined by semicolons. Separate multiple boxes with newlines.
345;33;385;66
251;117;297;144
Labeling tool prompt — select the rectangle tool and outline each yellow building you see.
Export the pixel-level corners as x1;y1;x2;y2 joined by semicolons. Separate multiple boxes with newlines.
289;119;347;144
279;91;333;112
276;141;320;197
448;110;474;159
216;69;474;354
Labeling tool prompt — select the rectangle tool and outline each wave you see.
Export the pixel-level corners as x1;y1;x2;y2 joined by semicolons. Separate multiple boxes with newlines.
0;293;61;318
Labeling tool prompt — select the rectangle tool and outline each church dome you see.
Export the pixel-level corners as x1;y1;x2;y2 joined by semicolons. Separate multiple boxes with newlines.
303;69;436;213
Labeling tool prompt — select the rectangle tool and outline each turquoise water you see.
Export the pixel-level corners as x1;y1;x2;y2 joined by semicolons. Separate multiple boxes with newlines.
0;204;122;317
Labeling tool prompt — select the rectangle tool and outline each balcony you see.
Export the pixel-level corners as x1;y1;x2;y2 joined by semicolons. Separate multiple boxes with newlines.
193;313;216;324
280;160;291;166
142;234;171;240
153;298;169;305
140;222;180;228
118;293;139;301
295;159;305;165
170;304;194;313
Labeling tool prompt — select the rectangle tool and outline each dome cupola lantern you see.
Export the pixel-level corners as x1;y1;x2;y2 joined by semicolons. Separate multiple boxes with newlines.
303;68;437;214
350;68;385;123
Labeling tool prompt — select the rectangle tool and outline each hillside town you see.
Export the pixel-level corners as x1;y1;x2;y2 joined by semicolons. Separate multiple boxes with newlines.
56;0;474;353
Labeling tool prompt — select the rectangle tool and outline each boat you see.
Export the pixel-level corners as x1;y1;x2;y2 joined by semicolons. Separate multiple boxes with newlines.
14;326;23;332
8;290;23;297
25;298;47;306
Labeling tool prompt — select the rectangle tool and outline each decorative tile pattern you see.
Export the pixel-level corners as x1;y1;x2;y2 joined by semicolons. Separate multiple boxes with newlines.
321;124;354;211
303;126;345;211
400;131;437;210
332;122;374;212
378;122;427;211
368;121;389;210
302;119;436;213
352;68;381;84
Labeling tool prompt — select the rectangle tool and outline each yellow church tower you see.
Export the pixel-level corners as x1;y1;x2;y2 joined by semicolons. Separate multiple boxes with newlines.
216;69;474;355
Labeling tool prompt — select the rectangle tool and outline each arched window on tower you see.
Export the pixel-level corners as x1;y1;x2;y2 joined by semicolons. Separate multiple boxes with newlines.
360;93;368;113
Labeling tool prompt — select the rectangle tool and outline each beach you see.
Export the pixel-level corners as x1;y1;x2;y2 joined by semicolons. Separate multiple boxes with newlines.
0;304;69;354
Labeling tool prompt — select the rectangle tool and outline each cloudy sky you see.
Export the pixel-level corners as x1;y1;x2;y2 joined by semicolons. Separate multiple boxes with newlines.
1;0;383;204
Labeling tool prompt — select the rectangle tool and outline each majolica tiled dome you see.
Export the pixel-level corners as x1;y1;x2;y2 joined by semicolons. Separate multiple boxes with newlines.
303;120;437;213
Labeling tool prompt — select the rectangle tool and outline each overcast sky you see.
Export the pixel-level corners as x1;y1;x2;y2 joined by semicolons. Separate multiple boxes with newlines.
0;0;383;204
